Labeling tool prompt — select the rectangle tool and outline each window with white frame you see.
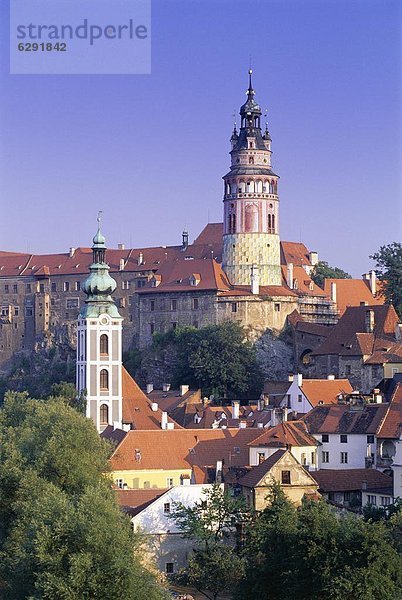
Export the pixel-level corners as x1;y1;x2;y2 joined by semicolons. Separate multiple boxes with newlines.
115;478;124;489
340;434;348;443
367;495;377;505
381;496;391;506
166;478;174;488
122;281;131;290
340;452;348;464
322;451;329;463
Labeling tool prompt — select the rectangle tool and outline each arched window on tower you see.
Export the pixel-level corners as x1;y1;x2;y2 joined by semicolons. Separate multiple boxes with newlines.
272;214;276;232
100;369;109;391
100;403;109;426
267;214;272;231
263;181;269;193
249;156;254;165
100;334;108;356
232;213;236;233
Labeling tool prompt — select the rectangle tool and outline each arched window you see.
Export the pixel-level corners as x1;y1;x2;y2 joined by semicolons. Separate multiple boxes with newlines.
100;334;108;356
267;214;272;230
249;156;254;165
232;213;236;233
100;369;109;390
263;181;268;193
100;403;109;425
272;214;275;231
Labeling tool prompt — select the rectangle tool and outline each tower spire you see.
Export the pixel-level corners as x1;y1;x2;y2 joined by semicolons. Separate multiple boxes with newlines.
247;68;255;100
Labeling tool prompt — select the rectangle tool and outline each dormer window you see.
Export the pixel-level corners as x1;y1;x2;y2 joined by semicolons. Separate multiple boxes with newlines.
189;274;201;287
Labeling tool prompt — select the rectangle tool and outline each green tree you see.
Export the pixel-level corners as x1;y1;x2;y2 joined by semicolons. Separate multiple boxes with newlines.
370;242;402;318
0;392;167;600
49;381;86;414
311;260;352;288
152;321;264;399
170;484;250;600
237;485;402;600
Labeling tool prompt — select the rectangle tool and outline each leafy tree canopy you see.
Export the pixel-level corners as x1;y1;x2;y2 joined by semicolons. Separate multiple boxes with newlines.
0;392;167;600
170;484;250;600
237;484;402;600
311;260;352;288
370;242;402;318
151;321;264;399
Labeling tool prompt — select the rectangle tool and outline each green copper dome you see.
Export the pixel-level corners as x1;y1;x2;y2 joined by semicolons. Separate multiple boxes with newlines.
80;220;122;319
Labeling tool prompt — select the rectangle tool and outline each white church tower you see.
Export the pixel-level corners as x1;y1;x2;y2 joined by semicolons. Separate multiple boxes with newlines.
76;216;123;432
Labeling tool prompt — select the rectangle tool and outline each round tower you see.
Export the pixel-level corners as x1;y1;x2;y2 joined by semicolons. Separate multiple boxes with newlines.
76;215;123;432
222;70;282;286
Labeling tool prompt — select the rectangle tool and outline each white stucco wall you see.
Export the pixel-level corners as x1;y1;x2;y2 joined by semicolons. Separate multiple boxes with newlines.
132;484;217;534
249;445;318;470
392;437;402;499
314;433;374;469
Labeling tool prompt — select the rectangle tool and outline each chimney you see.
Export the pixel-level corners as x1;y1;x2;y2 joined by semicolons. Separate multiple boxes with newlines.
330;282;337;303
263;393;269;408
251;264;260;295
232;400;240;420
119;258;125;271
283;406;288;422
146;383;154;394
180;384;189;396
257;396;264;411
369;270;376;295
167;422;175;430
151;402;158;412
162;383;171;392
309;251;318;266
297;373;303;387
288;374;294;382
365;309;375;333
270;409;278;427
257;422;264;428
69;247;75;258
118;243;125;250
161;411;168;430
239;421;247;429
216;460;223;483
327;374;335;380
182;230;189;251
138;252;144;266
287;262;294;289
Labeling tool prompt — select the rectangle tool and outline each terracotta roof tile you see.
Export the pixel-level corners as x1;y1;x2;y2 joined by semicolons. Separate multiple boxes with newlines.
311;469;392;493
280;242;312;267
300;379;353;407
122;367;179;430
115;488;168;515
312;305;400;357
109;428;262;471
238;449;287;487
323;279;384;316
377;383;402;439
302;403;389;434
249;421;319;447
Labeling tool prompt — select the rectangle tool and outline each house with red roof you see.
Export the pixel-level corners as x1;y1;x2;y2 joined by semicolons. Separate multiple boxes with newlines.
310;304;402;392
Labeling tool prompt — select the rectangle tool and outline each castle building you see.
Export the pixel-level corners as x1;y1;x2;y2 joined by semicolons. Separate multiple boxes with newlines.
76;219;123;432
0;72;384;370
222;70;281;287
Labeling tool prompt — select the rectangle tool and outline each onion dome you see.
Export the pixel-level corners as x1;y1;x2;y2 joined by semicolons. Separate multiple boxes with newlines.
80;217;121;319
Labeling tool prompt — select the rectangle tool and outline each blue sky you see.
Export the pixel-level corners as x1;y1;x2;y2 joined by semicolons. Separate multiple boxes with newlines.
0;0;400;276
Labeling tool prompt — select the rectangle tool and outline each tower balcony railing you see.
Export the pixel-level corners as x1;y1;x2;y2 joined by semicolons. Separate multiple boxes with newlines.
225;192;277;200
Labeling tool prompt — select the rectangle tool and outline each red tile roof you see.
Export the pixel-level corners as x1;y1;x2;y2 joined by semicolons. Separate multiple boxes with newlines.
377;383;402;439
323;279;384;316
302;403;389;434
239;449;287;487
312;305;400;357
249;421;319;447
137;258;231;293
115;488;168;515
193;223;223;246
109;428;262;471
300;379;353;407
311;469;393;493
280;242;312;267
122;367;179;430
